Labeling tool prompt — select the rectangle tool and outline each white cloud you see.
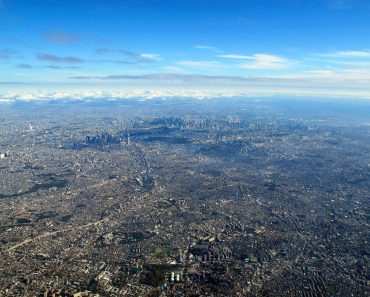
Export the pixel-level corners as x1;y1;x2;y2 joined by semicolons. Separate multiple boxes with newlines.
306;50;370;81
177;60;222;69
140;53;161;61
219;53;290;69
273;68;370;81
219;54;254;60
178;54;290;70
2;88;370;103
321;50;370;58
307;70;338;77
336;51;370;57
162;66;183;72
194;45;222;53
240;54;289;69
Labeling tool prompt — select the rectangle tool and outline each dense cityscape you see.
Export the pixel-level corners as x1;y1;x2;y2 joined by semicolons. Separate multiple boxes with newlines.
0;98;369;296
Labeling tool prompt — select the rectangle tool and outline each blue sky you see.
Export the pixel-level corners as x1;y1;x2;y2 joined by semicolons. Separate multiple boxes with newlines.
1;0;370;97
